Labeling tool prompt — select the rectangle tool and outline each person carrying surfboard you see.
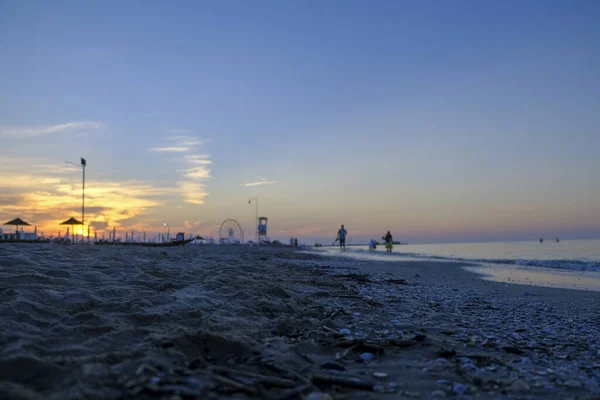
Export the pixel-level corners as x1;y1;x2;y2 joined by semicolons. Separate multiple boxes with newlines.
334;224;347;251
383;231;393;252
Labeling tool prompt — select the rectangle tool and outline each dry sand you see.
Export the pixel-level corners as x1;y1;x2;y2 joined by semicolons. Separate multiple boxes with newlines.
0;244;599;400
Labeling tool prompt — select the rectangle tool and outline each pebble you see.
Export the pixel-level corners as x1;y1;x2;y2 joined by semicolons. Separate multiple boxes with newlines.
542;327;555;335
186;377;202;389
304;254;600;400
453;383;468;394
401;391;420;397
373;383;398;393
510;379;530;392
564;379;582;388
304;393;333;400
360;352;375;362
320;362;345;371
460;363;478;373
339;328;351;335
373;372;388;378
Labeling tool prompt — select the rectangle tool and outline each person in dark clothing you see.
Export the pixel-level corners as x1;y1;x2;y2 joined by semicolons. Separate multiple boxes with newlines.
383;231;393;252
336;225;347;251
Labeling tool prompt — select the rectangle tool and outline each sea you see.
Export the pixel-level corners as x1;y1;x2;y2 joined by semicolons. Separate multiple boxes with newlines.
304;239;600;292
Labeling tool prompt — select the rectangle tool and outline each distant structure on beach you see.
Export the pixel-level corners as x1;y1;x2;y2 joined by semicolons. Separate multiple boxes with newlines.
219;219;243;244
258;217;268;244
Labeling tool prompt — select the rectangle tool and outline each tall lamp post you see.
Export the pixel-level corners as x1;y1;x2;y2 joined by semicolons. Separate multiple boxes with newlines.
248;196;258;244
66;158;87;241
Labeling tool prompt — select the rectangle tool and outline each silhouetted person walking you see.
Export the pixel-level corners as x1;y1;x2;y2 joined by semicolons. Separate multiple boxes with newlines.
383;231;393;252
336;225;347;251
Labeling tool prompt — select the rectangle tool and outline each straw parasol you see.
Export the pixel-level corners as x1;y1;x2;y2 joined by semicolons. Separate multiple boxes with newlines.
4;217;31;239
60;217;83;242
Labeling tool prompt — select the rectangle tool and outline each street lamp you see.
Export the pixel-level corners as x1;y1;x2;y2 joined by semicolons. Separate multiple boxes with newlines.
65;157;87;242
248;196;258;244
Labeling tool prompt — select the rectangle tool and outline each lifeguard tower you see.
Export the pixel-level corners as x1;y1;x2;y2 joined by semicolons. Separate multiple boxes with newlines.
258;217;268;244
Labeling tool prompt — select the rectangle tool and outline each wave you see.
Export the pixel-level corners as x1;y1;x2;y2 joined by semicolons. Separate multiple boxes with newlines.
307;248;600;273
510;259;600;272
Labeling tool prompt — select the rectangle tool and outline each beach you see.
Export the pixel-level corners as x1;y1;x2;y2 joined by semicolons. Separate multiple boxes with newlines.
1;244;599;399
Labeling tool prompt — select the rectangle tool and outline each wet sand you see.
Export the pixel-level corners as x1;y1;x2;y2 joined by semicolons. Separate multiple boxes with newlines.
463;263;600;292
0;244;599;399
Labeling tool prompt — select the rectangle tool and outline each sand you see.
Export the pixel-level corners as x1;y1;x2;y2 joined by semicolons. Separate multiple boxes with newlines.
1;244;599;400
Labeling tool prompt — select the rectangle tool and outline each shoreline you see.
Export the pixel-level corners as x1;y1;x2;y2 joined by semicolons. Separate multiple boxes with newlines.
302;247;600;293
1;244;599;399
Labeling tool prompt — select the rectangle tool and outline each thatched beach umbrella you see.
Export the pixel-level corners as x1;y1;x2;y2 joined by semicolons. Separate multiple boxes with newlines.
60;217;83;242
3;217;31;239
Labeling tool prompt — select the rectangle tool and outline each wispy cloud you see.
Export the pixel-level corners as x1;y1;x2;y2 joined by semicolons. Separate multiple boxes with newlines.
185;155;212;165
168;136;203;147
245;178;279;187
183;166;211;179
165;128;192;135
184;220;202;229
149;147;190;152
178;181;210;204
152;133;213;205
0;121;101;138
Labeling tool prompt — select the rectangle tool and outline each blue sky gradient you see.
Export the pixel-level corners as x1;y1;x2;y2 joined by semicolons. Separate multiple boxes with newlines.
1;0;599;243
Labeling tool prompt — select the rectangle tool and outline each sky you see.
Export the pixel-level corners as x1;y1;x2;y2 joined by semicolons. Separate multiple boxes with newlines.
1;0;599;244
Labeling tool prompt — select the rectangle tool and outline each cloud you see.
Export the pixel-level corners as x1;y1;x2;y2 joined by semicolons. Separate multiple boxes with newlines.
245;178;279;187
0;166;181;235
149;147;191;152
178;181;210;204
185;155;212;165
90;220;109;230
0;121;101;138
184;220;202;229
183;166;211;179
0;194;20;206
165;129;192;134
152;135;213;205
168;136;203;147
148;134;205;152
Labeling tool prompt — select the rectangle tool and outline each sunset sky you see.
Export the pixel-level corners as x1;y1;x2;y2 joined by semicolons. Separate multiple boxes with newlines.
1;0;599;244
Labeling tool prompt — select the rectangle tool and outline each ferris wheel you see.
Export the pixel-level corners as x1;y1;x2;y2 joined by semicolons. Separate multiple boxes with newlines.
219;219;243;244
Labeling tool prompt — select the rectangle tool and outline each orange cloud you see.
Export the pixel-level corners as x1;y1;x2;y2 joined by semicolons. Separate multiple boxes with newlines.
0;169;183;237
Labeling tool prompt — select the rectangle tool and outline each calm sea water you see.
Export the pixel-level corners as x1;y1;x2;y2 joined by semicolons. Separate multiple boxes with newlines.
304;239;600;291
